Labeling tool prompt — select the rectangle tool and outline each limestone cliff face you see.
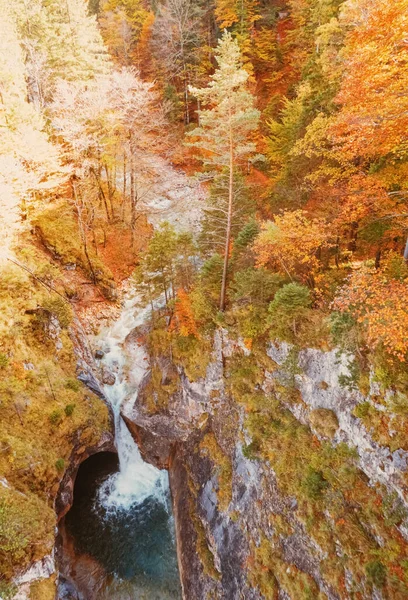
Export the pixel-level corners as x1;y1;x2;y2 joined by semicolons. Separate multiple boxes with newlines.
267;343;408;516
124;330;408;600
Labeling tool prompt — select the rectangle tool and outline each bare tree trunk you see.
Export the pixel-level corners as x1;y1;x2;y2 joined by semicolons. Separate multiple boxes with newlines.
184;75;190;125
404;237;408;261
220;125;234;311
90;167;111;222
121;152;127;221
71;180;97;284
130;163;135;247
104;163;115;220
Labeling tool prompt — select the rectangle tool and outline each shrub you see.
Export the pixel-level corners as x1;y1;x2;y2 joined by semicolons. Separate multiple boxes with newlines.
0;266;28;299
64;377;80;392
64;404;75;417
242;441;260;460
301;467;329;500
309;408;339;439
338;358;361;391
42;296;73;328
49;409;63;425
0;353;9;369
55;458;65;472
354;402;371;419
365;560;387;588
329;311;356;347
0;582;17;600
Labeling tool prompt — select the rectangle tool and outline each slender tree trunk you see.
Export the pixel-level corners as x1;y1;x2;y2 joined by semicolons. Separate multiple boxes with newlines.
91;167;111;222
121;152;127;221
130;164;135;247
184;76;190;125
375;247;382;269
71;180;97;284
220;125;234;311
104;163;115;219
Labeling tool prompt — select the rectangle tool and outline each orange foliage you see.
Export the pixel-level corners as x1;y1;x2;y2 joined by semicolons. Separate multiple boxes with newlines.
170;289;199;338
331;0;408;163
215;0;260;30
333;267;408;361
253;210;329;281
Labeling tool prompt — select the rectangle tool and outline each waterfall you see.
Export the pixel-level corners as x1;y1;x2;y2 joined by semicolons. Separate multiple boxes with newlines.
94;294;168;513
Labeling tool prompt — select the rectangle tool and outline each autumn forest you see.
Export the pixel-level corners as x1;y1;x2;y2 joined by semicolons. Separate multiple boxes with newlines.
2;0;408;599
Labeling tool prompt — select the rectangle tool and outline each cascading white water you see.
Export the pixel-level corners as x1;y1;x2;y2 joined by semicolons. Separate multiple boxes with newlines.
94;295;168;513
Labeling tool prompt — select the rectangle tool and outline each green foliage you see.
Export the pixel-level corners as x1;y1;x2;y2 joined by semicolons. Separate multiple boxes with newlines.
233;305;269;339
172;334;212;381
382;492;407;527
64;404;76;417
133;223;197;307
338;359;361;391
242;440;259;460
301;467;329;500
33;204;115;295
269;283;311;316
0;498;28;568
232;268;284;306
0;266;29;299
365;560;387;588
329;311;357;348
233;219;260;254
163;84;183;122
354;402;371;419
64;378;81;392
268;283;312;342
49;409;63;426
0;490;54;580
199;254;224;304
33;205;86;266
55;458;65;472
383;252;408;281
0;582;17;600
198;171;255;258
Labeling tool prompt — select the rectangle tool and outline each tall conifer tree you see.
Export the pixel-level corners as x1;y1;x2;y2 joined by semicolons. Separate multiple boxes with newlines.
188;31;260;310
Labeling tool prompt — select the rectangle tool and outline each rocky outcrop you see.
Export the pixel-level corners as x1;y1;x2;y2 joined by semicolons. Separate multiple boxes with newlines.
123;330;408;600
55;431;115;520
267;342;408;509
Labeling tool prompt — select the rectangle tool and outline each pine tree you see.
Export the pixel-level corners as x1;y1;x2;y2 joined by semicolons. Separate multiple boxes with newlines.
188;31;260;310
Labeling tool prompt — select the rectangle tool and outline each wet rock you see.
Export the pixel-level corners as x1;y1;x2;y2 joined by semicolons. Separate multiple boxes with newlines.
77;370;106;400
101;368;115;386
56;431;115;520
64;263;77;271
122;415;173;470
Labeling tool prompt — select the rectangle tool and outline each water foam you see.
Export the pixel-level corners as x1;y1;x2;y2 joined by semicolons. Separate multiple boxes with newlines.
94;294;168;513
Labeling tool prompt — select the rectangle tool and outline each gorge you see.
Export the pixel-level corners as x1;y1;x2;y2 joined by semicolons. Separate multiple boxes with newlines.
2;1;408;599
